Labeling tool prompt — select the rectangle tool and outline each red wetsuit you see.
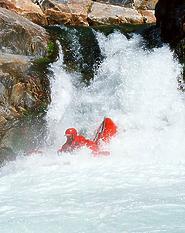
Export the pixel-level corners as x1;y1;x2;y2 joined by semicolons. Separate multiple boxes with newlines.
58;118;117;156
58;135;98;153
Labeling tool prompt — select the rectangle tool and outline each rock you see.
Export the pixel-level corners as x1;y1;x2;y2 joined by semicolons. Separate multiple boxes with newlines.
155;0;185;43
0;5;52;152
154;0;185;81
0;146;17;166
139;9;156;23
45;8;89;26
9;0;43;14
0;54;49;151
35;0;92;26
0;0;47;25
0;0;157;26
0;7;49;57
88;1;144;25
0;53;50;111
0;116;7;130
0;0;18;11
0;52;50;143
0;53;31;121
134;0;158;10
21;12;48;25
93;0;158;9
93;0;134;7
10;83;26;106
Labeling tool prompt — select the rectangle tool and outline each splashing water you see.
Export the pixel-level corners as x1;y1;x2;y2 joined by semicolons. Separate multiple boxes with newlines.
1;31;185;233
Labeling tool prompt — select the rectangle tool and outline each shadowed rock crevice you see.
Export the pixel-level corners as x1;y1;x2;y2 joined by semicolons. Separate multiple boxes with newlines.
155;0;185;80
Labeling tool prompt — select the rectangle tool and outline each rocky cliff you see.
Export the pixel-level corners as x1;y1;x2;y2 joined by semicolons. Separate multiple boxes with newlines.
155;0;185;80
0;0;157;26
0;7;52;161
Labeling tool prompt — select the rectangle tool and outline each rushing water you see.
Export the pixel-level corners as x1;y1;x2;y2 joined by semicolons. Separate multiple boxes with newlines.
1;30;185;233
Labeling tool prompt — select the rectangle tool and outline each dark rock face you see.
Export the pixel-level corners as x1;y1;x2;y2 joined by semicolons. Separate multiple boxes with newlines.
155;0;185;43
155;0;185;81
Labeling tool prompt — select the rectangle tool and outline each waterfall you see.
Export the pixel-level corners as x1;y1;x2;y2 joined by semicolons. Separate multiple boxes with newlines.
46;31;185;160
1;30;185;233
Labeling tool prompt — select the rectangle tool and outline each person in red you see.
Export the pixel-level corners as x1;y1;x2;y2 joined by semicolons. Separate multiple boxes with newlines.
57;128;98;154
58;117;117;156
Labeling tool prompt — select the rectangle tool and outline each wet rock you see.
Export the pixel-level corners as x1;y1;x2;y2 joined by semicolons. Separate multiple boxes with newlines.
155;0;185;80
0;7;51;130
0;53;31;122
88;1;144;25
93;0;134;7
0;0;157;26
0;53;50;146
0;53;50;112
0;146;17;166
155;0;185;43
0;115;47;155
0;7;49;57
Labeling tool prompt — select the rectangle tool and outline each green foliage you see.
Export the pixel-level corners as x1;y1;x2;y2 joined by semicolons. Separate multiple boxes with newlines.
35;40;58;65
35;57;50;65
47;41;55;57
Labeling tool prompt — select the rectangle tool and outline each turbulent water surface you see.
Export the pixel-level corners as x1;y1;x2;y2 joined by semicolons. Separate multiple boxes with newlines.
1;31;185;233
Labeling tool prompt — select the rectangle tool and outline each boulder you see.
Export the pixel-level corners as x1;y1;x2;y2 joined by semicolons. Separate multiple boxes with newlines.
0;0;157;26
0;53;50;151
92;0;158;10
88;1;144;25
0;0;47;25
139;9;156;23
134;0;158;10
34;0;92;26
0;7;49;57
155;0;185;81
155;0;185;43
0;8;51;153
0;53;50;115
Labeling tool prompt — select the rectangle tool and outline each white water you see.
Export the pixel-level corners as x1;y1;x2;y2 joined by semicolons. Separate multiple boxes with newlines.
1;32;185;233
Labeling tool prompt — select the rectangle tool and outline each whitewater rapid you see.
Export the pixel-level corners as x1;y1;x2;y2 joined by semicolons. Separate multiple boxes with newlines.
1;31;185;233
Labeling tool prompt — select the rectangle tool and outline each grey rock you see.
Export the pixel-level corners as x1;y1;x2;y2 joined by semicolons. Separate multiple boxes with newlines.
0;7;49;57
88;1;144;25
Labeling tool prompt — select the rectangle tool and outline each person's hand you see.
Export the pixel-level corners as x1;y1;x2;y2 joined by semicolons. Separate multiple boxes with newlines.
57;148;62;155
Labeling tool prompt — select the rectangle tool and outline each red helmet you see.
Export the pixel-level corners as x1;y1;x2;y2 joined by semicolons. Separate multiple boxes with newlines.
65;128;77;137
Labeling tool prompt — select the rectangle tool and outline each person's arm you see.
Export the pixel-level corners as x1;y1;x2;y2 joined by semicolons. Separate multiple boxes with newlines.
57;143;69;154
